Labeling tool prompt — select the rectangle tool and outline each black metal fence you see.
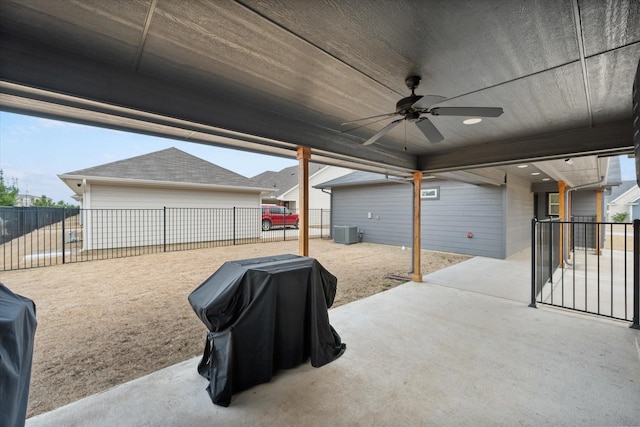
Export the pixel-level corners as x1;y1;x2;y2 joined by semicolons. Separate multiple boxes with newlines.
533;218;560;295
531;218;639;327
0;207;80;243
570;215;598;249
0;207;331;271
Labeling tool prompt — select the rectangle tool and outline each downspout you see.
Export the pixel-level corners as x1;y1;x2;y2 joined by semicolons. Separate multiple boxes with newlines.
563;160;607;265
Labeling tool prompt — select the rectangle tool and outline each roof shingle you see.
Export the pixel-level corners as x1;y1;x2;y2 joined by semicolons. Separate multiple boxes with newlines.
61;147;263;188
252;163;324;196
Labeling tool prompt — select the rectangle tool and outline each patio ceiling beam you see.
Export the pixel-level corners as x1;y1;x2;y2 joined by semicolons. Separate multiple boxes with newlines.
418;121;633;173
433;170;505;186
0;35;415;171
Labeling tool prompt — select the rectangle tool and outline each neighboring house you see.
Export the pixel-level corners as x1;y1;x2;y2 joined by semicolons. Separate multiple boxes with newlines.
58;147;272;250
15;194;40;207
252;163;353;211
606;181;640;221
316;157;621;259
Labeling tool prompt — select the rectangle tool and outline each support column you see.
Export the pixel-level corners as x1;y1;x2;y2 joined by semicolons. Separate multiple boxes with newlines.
596;189;603;255
558;181;566;268
297;146;311;257
412;171;422;282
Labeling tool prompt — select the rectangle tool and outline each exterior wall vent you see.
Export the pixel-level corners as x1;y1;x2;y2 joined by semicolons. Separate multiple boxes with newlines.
333;225;358;244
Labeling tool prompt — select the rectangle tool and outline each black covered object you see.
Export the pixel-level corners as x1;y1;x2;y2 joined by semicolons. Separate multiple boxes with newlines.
0;284;37;427
188;254;345;406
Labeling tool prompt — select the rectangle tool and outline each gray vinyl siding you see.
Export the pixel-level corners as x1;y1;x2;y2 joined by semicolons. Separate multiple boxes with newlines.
421;180;505;258
505;174;533;257
330;179;507;258
571;191;597;217
331;182;413;247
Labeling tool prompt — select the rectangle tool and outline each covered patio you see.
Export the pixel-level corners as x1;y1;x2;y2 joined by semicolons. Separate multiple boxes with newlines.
1;1;639;425
1;1;638;274
25;254;640;426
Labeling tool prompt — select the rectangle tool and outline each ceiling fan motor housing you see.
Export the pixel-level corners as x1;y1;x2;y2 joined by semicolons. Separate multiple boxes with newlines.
405;76;421;90
396;95;423;114
405;111;421;122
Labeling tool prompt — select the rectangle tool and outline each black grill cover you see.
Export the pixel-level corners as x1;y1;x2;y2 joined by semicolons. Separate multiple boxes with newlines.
0;283;37;427
188;254;345;406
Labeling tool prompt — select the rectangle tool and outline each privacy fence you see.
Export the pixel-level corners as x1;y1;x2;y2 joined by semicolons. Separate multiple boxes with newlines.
0;207;331;271
532;218;639;327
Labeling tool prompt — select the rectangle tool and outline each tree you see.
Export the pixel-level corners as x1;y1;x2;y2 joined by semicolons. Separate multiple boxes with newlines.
32;195;79;209
32;195;54;207
612;212;629;223
0;170;19;206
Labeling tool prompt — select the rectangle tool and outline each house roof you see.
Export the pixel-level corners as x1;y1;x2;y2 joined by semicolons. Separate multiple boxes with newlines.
606;180;637;203
608;181;640;205
314;171;408;189
252;163;325;197
319;155;627;190
59;147;268;191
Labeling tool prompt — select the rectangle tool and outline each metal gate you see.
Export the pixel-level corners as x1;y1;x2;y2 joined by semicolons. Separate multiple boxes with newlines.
531;218;639;327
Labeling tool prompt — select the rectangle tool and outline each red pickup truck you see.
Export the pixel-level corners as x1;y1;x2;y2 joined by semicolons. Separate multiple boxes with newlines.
261;205;299;231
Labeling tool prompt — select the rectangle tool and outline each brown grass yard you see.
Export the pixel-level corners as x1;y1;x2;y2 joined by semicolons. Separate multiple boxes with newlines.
0;239;470;418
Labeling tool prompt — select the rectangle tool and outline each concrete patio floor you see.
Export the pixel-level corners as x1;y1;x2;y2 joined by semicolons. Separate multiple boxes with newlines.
27;253;640;426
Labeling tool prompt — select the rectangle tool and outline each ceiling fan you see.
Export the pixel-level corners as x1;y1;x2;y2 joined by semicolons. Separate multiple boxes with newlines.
342;76;504;146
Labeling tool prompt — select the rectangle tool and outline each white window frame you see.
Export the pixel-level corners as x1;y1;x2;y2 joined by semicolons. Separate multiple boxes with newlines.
548;193;559;216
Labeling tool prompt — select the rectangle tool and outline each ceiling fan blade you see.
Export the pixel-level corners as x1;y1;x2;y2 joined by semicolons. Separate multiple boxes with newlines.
430;107;504;117
363;119;403;146
341;115;402;134
412;95;448;109
341;112;398;126
415;117;444;143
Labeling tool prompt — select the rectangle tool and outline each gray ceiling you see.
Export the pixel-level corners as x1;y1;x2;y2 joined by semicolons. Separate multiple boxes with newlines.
0;0;638;178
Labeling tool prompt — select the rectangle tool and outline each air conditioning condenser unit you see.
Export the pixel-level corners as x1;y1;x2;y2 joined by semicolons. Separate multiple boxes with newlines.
333;226;358;244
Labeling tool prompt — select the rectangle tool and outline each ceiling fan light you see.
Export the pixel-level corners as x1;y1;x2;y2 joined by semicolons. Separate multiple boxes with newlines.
463;117;482;125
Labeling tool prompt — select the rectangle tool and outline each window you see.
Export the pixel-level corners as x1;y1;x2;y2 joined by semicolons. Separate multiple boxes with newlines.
548;193;559;216
421;187;440;200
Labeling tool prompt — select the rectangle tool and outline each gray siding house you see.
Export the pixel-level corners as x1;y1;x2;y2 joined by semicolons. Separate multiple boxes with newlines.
317;158;620;259
317;172;530;259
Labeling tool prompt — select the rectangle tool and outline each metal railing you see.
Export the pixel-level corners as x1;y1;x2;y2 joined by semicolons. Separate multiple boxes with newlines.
0;207;331;271
531;218;639;327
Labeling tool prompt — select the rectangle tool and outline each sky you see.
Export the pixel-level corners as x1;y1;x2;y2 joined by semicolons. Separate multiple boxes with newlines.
0;111;637;205
0;112;298;204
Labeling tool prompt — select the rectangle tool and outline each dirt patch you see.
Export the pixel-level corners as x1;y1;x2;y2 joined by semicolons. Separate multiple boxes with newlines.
0;239;470;418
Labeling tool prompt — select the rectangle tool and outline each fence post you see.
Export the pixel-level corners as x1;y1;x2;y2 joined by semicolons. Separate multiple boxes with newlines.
62;208;66;265
233;207;236;245
320;209;323;239
529;218;537;308
163;207;167;253
632;219;640;329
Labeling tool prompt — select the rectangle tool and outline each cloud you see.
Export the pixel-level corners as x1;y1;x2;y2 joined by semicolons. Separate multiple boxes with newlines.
37;118;73;128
